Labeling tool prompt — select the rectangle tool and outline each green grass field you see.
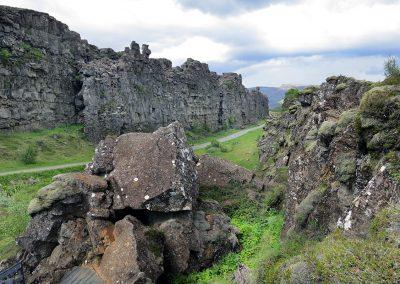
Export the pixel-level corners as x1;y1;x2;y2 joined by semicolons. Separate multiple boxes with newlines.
0;125;94;173
186;121;264;146
195;127;264;170
0;166;85;261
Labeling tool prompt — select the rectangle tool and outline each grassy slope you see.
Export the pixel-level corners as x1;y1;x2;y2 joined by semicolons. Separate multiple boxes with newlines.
0;125;94;173
0;166;85;260
195;128;264;170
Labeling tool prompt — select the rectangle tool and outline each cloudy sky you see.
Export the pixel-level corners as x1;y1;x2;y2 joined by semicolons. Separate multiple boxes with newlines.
1;0;400;87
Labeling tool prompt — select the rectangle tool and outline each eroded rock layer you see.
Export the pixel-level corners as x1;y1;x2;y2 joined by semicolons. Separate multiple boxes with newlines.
0;5;268;141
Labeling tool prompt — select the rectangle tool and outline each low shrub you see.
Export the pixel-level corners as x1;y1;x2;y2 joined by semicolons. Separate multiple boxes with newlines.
210;139;221;148
20;144;38;164
264;185;285;209
359;86;400;123
335;83;347;92
0;48;11;64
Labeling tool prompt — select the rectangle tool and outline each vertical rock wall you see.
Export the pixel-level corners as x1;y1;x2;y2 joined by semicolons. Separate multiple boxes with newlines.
0;5;268;141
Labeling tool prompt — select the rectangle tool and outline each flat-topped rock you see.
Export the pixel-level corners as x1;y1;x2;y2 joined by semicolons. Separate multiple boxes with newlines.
108;121;198;211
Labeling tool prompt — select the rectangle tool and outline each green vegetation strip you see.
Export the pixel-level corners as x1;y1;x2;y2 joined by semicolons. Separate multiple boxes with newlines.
0;125;94;173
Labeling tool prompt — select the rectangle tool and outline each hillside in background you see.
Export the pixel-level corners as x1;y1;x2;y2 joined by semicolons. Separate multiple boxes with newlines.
250;85;306;108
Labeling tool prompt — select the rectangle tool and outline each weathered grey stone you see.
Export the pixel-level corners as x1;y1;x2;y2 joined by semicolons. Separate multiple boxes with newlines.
99;216;164;283
108;122;198;212
233;264;253;284
197;154;264;191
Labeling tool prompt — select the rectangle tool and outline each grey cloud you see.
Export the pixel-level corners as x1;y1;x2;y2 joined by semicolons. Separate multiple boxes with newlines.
176;0;297;15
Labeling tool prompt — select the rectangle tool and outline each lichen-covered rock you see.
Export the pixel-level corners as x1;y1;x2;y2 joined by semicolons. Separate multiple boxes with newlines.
108;121;198;212
191;199;239;270
99;216;164;283
28;219;92;283
339;168;400;235
86;136;117;175
258;75;400;238
153;199;239;274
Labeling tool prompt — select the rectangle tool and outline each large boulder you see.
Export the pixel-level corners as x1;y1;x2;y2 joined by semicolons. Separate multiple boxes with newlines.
105;122;198;212
197;154;264;191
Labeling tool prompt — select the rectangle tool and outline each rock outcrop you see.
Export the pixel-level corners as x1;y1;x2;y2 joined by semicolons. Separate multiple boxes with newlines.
0;5;268;141
17;122;239;283
259;76;400;238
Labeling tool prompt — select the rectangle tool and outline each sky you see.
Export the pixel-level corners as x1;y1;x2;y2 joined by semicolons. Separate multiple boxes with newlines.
1;0;400;87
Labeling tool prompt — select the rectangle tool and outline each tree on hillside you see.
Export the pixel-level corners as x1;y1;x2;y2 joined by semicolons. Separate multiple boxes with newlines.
384;56;400;83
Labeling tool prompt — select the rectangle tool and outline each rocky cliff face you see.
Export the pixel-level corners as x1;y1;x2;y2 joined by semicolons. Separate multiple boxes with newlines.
0;5;268;141
259;76;400;239
81;49;268;141
0;5;111;130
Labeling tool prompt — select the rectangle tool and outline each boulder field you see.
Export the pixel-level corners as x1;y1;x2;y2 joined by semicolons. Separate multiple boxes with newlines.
15;122;265;283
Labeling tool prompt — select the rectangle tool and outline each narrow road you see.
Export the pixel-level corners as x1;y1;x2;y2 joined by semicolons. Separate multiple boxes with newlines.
192;124;265;150
0;162;89;176
0;124;265;176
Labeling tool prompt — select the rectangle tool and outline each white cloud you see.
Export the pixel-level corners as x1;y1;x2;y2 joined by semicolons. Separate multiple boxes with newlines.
1;0;399;85
152;36;231;64
237;54;386;87
234;0;400;53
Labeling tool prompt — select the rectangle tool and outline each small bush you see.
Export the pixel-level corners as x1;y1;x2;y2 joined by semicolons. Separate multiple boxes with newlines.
228;116;236;126
210;139;221;148
359;86;400;123
220;144;232;153
367;129;399;151
326;75;338;82
383;56;400;83
0;48;11;64
264;185;285;209
335;83;347;92
284;89;301;103
20;145;38;164
21;42;43;61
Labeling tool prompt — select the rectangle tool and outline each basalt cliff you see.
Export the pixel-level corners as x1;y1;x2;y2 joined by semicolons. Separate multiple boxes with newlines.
0;5;268;142
258;76;400;282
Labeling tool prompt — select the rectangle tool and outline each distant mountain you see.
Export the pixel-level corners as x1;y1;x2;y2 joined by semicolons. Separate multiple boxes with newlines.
250;85;307;109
